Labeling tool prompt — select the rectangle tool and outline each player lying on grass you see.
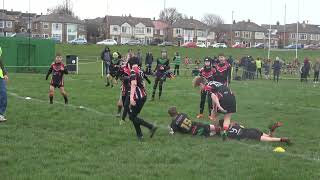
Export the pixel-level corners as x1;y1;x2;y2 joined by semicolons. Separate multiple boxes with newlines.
215;119;291;144
45;53;69;104
193;76;236;140
167;106;219;137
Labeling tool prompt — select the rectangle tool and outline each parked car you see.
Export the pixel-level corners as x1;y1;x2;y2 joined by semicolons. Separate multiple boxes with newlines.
232;43;246;48
196;42;207;48
182;42;197;48
124;40;142;45
158;41;174;46
211;43;227;48
254;43;264;49
50;37;61;44
97;39;117;45
68;38;87;45
285;44;303;49
304;44;319;50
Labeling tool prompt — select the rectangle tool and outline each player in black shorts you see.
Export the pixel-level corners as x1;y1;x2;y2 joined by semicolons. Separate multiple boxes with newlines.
45;53;69;104
216;120;291;144
193;76;236;140
168;106;219;137
128;57;157;141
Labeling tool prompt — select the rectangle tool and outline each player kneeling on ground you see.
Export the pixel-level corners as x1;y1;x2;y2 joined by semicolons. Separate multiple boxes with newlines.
168;106;219;137
216;119;291;145
193;76;236;140
45;53;69;104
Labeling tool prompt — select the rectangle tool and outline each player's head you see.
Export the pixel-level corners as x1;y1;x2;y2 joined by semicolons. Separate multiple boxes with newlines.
161;50;167;58
128;56;139;69
192;76;207;88
204;57;211;67
113;52;119;59
55;53;62;63
218;53;225;62
168;106;178;117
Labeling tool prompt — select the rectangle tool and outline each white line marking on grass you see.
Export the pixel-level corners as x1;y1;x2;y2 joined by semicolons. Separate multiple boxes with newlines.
8;92;116;117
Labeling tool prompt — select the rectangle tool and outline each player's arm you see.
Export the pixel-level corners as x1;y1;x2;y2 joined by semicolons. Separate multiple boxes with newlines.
143;73;151;84
45;66;53;80
63;66;69;74
130;71;137;106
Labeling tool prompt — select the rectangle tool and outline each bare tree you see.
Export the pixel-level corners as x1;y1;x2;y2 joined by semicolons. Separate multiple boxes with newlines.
159;8;183;25
202;14;225;42
48;0;75;16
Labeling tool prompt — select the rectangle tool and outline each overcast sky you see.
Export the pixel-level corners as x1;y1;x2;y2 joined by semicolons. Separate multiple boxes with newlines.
2;0;318;25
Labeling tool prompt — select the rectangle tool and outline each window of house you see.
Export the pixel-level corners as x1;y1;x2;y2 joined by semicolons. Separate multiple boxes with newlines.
42;34;49;39
6;21;12;28
176;28;181;35
291;33;296;39
243;31;251;39
78;25;85;31
52;23;62;31
299;33;307;40
146;27;152;34
52;34;61;41
0;21;4;28
311;34;317;40
135;27;145;34
235;31;240;37
122;26;130;33
43;23;49;29
113;27;118;32
35;23;38;30
160;30;164;35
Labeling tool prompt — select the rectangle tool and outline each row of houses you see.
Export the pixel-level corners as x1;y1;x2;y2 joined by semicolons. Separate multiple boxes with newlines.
2;8;320;47
0;9;86;42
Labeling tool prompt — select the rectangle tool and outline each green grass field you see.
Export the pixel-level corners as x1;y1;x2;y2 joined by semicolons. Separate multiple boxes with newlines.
1;45;320;179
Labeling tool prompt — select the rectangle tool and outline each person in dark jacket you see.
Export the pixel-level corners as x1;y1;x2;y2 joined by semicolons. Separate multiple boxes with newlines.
300;58;311;82
272;57;282;83
100;47;112;87
0;55;8;122
145;51;154;75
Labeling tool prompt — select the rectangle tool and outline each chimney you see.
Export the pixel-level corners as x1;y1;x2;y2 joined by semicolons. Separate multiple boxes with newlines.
302;21;306;28
11;9;13;11
248;19;250;23
153;17;155;21
129;14;131;17
276;21;280;26
233;20;236;24
41;12;43;15
190;16;193;20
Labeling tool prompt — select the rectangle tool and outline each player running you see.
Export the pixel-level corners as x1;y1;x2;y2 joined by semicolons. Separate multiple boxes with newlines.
128;57;157;141
197;57;216;120
193;76;236;140
214;53;231;86
151;50;172;101
168;106;219;137
216;119;291;144
45;53;69;104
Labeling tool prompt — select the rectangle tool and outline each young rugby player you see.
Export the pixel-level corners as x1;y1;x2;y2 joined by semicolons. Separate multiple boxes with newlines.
45;53;69;104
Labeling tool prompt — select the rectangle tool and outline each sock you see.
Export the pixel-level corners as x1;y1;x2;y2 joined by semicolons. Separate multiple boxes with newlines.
63;96;68;104
223;125;229;133
49;96;53;104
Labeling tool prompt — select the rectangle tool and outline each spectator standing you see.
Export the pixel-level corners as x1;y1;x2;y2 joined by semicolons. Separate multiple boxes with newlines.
313;59;320;83
100;46;112;87
173;52;181;76
272;57;282;83
263;59;271;80
300;58;311;82
145;52;154;75
0;50;8;122
256;57;263;79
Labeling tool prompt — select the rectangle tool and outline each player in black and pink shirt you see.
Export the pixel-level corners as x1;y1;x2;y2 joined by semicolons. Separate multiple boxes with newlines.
45;53;69;104
197;57;216;120
213;53;231;86
193;76;236;140
128;57;157;141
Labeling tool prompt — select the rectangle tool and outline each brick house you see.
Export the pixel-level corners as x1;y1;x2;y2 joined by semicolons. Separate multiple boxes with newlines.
33;13;86;42
171;17;208;45
104;15;154;44
0;11;15;37
152;20;169;43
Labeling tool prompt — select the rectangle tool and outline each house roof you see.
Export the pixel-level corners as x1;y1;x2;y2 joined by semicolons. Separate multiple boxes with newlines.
233;21;267;32
261;24;285;31
0;12;15;21
105;15;154;27
152;20;169;30
172;18;208;30
279;23;320;34
34;13;83;24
